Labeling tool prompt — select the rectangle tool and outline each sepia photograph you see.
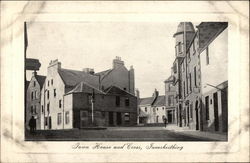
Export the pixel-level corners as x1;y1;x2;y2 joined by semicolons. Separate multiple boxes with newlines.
25;21;228;141
1;1;249;162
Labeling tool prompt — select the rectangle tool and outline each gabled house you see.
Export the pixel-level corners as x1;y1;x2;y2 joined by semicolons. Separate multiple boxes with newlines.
138;89;167;124
40;57;136;130
26;71;46;130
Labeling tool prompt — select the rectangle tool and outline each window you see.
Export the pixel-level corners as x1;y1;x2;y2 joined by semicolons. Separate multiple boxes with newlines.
57;113;62;125
145;107;147;112
125;98;129;106
168;84;171;91
36;91;39;99
116;96;120;106
31;106;33;114
51;79;53;85
124;113;130;122
87;95;92;104
190;103;193;118
65;111;70;124
189;73;192;92
34;91;37;99
186;76;189;94
48;80;49;87
47;91;49;99
168;96;174;106
45;117;48;126
33;81;36;87
59;100;62;108
157;108;158;111
183;81;186;96
162;107;164;110
31;92;34;100
41;105;44;113
206;47;209;65
178;42;182;53
34;105;36;114
205;96;210;120
47;103;50;113
54;89;56;97
194;66;197;87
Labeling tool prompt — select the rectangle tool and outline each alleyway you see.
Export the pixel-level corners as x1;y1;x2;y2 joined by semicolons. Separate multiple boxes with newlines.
25;125;227;141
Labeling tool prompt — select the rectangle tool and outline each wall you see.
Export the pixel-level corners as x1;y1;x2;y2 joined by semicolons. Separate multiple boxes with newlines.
101;63;135;95
41;62;66;130
200;28;228;132
71;92;137;128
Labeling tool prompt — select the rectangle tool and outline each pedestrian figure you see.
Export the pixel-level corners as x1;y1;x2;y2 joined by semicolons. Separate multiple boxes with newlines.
29;116;36;134
164;117;168;128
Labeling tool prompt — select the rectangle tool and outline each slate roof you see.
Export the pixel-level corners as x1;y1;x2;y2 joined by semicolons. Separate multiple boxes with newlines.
95;69;113;80
173;22;195;37
35;75;46;87
58;68;99;89
105;86;135;97
139;97;154;106
66;81;105;95
152;95;165;107
197;22;228;52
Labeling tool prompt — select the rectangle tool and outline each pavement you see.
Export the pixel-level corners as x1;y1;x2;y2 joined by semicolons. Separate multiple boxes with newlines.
25;125;227;141
163;124;227;141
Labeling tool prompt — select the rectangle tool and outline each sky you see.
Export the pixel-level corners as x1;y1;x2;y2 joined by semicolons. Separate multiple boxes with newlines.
26;22;181;98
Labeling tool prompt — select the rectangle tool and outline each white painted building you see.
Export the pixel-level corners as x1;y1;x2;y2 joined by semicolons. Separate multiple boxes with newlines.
198;22;228;132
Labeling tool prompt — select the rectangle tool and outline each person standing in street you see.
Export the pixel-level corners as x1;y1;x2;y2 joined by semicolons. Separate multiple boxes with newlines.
164;117;168;128
29;116;36;134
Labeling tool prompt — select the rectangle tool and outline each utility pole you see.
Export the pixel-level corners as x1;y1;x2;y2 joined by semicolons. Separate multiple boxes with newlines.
91;89;95;124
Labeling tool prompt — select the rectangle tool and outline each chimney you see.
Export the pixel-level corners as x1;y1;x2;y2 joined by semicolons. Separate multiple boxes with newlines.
113;56;124;69
82;68;95;75
135;89;140;98
48;59;61;70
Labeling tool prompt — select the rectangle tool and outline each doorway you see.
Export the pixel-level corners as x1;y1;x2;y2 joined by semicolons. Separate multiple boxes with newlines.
195;101;199;130
213;92;219;131
109;112;114;125
48;116;52;129
167;110;172;123
116;112;122;125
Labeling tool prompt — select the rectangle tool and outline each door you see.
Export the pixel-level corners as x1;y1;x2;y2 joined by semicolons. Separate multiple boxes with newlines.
80;111;88;128
117;112;122;125
213;92;219;131
195;101;199;130
167;110;172;123
48;117;52;129
109;112;114;125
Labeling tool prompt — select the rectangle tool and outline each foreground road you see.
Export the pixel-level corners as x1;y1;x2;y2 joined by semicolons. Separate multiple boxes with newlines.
26;126;214;141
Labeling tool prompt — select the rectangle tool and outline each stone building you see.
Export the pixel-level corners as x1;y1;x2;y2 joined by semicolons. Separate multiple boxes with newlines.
172;22;197;128
26;71;46;130
40;57;136;129
64;83;137;128
164;75;176;124
198;22;228;132
168;22;228;132
138;89;167;124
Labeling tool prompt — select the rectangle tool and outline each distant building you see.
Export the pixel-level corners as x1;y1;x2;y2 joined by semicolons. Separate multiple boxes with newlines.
198;22;228;132
40;57;136;129
26;71;46;130
138;89;166;124
164;75;176;124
